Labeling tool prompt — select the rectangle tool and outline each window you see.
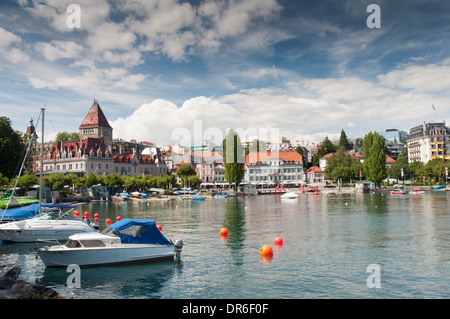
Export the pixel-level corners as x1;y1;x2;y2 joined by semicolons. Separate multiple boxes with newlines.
79;240;106;247
120;225;148;237
65;239;82;248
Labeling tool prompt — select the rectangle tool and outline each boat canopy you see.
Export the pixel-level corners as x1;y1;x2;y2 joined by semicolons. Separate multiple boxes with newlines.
104;218;173;246
1;203;41;220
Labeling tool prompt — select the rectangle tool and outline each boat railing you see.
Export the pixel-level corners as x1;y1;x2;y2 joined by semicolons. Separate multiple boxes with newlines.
34;238;62;250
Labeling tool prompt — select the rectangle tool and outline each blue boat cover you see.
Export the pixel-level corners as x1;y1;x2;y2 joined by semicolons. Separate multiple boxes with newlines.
1;203;41;220
1;203;78;220
109;218;173;246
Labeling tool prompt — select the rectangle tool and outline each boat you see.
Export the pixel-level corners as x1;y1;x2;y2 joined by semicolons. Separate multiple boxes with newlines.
390;185;407;195
191;194;206;200
280;192;299;199
35;218;183;267
130;192;141;197
0;204;95;243
432;185;446;191
214;194;228;199
410;187;425;195
258;187;287;195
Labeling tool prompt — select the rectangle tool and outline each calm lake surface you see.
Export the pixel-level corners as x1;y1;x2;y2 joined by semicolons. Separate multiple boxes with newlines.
1;192;450;299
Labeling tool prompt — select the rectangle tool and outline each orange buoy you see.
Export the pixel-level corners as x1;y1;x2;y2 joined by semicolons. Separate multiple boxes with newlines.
105;218;112;226
157;225;162;231
116;216;122;221
260;245;273;256
274;237;283;247
220;228;228;236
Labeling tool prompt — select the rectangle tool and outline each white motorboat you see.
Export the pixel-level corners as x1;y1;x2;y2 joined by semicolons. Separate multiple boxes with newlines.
280;191;299;199
36;218;183;267
0;204;95;243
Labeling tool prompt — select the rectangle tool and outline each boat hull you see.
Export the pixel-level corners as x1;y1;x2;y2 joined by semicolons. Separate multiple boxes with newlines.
37;245;175;267
0;220;94;243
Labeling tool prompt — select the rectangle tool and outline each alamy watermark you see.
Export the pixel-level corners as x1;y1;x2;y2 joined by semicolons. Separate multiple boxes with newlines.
366;4;381;29
66;264;81;288
366;264;381;289
66;4;81;29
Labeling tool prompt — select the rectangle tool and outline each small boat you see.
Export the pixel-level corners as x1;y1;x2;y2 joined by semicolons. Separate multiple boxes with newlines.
35;218;183;267
410;187;424;195
432;185;446;191
0;204;95;243
191;194;206;200
281;192;299;199
390;185;407;195
214;194;228;199
130;192;141;197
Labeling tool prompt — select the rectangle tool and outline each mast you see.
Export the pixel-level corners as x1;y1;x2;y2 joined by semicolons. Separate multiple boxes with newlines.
39;108;45;213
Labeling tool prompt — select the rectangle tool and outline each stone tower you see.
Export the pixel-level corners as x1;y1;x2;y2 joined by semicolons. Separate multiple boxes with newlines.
79;99;113;146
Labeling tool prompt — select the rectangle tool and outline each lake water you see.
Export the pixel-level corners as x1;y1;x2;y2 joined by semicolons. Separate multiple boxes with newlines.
1;192;450;299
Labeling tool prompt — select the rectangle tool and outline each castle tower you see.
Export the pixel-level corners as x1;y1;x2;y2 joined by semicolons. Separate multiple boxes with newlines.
79;99;113;146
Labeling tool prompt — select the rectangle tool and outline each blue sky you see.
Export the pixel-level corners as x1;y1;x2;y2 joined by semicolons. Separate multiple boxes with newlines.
1;0;450;147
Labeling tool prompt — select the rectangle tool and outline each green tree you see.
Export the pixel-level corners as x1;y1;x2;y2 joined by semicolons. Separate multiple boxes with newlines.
338;129;352;152
311;136;337;167
222;129;245;190
0;116;26;179
176;164;196;178
11;173;39;189
363;132;387;186
0;173;9;187
55;131;80;142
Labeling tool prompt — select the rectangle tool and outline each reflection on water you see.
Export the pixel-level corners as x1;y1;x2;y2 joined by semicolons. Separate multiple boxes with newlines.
1;192;450;298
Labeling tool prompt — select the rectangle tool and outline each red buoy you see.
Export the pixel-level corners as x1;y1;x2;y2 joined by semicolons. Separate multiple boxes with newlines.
157;225;162;231
220;228;228;236
260;245;273;256
274;237;283;247
116;216;122;221
105;218;112;226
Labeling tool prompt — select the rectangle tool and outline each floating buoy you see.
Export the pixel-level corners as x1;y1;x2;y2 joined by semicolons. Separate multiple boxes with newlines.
105;218;112;226
157;225;162;231
274;237;283;247
74;211;80;217
260;245;273;256
94;213;99;219
84;211;90;218
116;216;122;221
220;228;228;236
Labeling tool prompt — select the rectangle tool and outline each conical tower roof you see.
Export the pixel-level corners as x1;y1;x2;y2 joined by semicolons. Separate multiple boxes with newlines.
79;99;112;129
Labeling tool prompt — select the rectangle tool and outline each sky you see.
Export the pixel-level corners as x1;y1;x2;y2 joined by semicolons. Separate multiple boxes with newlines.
1;0;450;148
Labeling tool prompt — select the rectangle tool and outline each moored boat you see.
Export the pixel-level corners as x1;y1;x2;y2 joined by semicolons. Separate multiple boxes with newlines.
0;204;95;243
280;191;299;199
35;218;183;267
390;185;407;195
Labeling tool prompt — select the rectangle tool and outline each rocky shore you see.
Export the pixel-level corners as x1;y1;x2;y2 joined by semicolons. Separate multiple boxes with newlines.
0;266;70;299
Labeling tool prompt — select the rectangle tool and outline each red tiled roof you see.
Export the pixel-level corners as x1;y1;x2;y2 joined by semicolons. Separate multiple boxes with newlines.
321;152;364;159
79;100;112;129
386;155;396;164
246;151;303;165
306;166;323;173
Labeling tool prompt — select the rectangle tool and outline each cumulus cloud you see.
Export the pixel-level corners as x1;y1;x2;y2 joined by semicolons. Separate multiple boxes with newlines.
110;58;450;147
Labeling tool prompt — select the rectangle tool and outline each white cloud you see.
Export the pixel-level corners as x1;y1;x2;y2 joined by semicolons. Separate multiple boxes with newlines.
35;40;83;61
0;27;29;63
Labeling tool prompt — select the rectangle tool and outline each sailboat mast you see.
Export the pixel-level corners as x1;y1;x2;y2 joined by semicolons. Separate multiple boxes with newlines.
39;108;45;213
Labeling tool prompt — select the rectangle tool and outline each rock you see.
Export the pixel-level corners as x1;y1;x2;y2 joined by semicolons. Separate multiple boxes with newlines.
0;266;21;289
0;266;70;299
7;280;70;299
